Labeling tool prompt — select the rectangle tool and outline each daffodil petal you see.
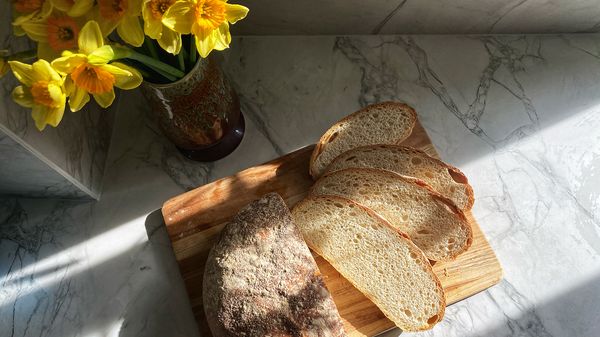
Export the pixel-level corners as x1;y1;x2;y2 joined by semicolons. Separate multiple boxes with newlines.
225;3;248;24
117;16;144;47
12;86;34;108
101;62;142;90
143;9;162;39
64;76;75;95
93;90;115;108
51;0;72;12
47;83;67;107
31;105;48;131
41;0;54;18
47;106;66;127
95;12;119;36
88;45;114;65
162;1;194;34
13;12;37;27
195;34;217;58
79;21;104;54
52;54;87;74
214;24;231;51
157;27;181;54
68;85;90;112
68;0;94;17
32;59;62;82
20;21;48;42
8;61;36;86
128;0;143;15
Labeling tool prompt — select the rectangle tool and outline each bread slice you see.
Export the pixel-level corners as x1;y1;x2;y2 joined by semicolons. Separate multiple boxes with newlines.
309;102;417;179
310;168;472;261
203;193;348;337
324;145;474;210
291;195;445;331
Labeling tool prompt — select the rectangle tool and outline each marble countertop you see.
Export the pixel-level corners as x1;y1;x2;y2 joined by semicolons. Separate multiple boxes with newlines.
2;34;600;337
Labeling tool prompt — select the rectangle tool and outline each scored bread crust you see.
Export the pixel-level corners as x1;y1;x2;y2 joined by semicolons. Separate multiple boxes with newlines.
323;144;475;211
311;168;473;261
292;194;446;331
309;102;417;179
203;193;348;337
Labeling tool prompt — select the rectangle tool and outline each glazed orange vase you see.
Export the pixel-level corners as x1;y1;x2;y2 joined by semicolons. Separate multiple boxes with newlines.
141;57;244;162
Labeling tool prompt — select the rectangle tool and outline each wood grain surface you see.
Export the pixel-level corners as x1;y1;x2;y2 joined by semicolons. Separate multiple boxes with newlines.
162;120;503;336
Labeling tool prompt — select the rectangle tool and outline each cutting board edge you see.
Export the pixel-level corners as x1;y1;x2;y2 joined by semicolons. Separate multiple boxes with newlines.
161;145;316;227
160;118;504;337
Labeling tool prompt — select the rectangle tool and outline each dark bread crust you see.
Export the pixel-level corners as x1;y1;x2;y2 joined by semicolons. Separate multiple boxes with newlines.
203;193;347;337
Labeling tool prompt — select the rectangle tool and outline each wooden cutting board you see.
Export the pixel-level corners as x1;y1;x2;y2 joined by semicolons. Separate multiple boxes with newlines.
162;120;503;336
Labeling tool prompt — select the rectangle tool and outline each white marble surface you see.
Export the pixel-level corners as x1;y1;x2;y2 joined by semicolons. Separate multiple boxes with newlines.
2;34;600;337
0;130;87;198
1;3;114;199
233;0;600;35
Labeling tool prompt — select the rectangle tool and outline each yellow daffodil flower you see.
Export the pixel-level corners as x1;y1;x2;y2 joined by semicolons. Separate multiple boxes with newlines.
8;59;67;131
162;0;248;58
142;0;181;54
51;21;142;111
93;0;145;47
12;0;53;37
19;12;84;61
50;0;94;17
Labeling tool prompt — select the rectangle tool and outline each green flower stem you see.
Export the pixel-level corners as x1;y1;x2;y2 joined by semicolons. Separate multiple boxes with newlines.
189;38;197;66
149;64;178;82
113;46;185;79
144;38;159;60
177;49;185;72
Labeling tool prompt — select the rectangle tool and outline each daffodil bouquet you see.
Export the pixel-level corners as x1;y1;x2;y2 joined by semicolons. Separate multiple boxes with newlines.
2;0;249;130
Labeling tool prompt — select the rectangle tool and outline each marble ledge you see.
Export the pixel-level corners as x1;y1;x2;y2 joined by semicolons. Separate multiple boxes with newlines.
1;34;600;337
232;0;600;35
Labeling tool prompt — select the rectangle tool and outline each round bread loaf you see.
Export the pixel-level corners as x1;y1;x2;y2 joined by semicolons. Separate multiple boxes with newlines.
203;193;347;337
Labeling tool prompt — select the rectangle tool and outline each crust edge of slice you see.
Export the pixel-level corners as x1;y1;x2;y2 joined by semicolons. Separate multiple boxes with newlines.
322;144;475;210
311;167;474;261
309;102;418;179
292;194;446;331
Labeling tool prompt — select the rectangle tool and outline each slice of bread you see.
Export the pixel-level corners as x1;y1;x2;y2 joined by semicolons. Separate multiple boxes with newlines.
291;195;446;331
324;145;474;210
310;168;472;261
309;102;417;179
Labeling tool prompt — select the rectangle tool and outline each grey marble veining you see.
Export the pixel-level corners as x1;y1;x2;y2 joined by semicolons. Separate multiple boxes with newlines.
2;34;600;337
0;2;114;199
0;130;87;199
233;0;600;35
